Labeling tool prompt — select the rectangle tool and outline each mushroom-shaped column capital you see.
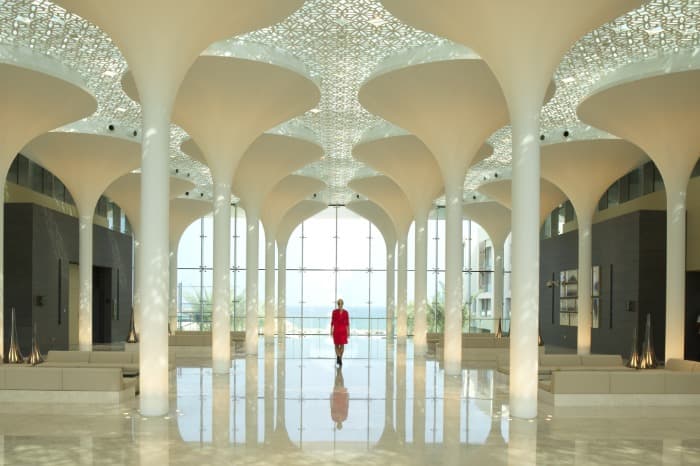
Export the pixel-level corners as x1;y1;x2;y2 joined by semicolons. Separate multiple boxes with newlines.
0;58;96;167
359;58;507;178
262;175;326;239
578;69;700;184
346;200;397;251
60;0;303;99
104;173;195;237
124;55;320;181
170;199;212;250
353;134;442;217
479;178;567;227
277;201;328;251
462;201;511;248
381;0;642;101
541;139;648;220
234;134;323;214
23;132;141;214
348;176;413;237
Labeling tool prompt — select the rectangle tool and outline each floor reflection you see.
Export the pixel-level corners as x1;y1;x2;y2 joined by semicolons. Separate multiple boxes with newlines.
0;336;699;464
172;336;506;453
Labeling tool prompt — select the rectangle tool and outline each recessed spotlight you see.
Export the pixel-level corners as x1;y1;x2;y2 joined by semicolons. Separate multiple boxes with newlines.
108;124;115;131
563;130;570;138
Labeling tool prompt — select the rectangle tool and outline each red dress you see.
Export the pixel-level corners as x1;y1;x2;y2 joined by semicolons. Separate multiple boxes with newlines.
331;308;349;345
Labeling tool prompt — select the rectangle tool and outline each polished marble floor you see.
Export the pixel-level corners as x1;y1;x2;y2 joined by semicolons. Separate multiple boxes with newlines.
1;336;700;465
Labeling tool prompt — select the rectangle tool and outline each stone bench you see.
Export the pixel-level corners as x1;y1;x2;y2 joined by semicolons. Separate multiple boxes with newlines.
43;350;140;376
0;366;137;403
497;354;629;376
169;331;246;346
539;359;700;407
169;331;246;358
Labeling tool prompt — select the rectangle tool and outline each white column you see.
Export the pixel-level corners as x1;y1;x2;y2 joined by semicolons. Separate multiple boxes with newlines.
386;245;396;338
444;179;463;375
168;248;178;332
413;211;429;353
245;354;258;444
245;211;260;355
264;233;276;337
509;100;541;419
212;370;230;446
138;97;172;417
576;211;593;355
212;180;231;373
78;213;93;351
138;417;170;465
412;354;426;447
132;236;141;332
443;374;462;456
396;234;408;339
507;417;537;465
664;177;689;361
493;241;505;324
277;243;287;326
0;178;5;359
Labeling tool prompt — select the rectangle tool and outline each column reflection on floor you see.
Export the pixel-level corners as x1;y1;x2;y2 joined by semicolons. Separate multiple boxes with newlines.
173;335;506;454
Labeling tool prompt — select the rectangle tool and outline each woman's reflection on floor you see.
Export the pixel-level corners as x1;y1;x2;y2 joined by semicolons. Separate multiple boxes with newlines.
331;367;349;430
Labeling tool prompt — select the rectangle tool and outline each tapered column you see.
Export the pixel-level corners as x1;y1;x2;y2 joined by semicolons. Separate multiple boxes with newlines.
264;236;276;336
413;354;426;447
444;179;463;375
132;238;142;333
138;94;173;417
444;374;462;465
509;99;542;419
168;249;178;332
664;176;689;361
396;235;408;339
212;371;231;447
0;177;5;358
576;211;593;355
386;247;396;338
493;241;505;323
508;418;537;465
277;244;287;324
246;211;260;354
414;211;429;352
212;180;232;373
246;354;259;444
78;214;94;350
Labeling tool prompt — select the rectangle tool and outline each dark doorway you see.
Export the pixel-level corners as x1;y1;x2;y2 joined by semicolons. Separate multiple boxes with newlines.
686;272;700;361
93;266;113;344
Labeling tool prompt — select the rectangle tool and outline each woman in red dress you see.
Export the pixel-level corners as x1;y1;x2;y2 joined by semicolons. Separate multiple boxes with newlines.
330;298;350;367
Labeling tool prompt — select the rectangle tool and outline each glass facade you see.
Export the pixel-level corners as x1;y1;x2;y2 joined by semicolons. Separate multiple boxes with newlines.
176;206;511;336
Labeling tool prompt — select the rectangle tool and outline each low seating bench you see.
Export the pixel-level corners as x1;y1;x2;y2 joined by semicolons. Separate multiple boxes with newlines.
43;350;139;376
169;331;246;346
497;354;629;376
0;366;137;403
539;359;700;407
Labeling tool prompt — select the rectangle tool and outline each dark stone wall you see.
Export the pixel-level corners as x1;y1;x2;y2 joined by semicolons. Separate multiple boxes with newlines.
4;204;34;356
540;210;667;359
4;203;133;354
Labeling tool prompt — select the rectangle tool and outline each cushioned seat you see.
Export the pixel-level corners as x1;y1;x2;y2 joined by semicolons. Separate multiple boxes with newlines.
4;366;62;390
